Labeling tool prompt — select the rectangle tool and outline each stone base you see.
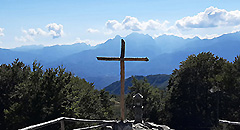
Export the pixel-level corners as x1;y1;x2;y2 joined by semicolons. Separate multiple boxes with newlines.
107;121;172;130
112;121;132;130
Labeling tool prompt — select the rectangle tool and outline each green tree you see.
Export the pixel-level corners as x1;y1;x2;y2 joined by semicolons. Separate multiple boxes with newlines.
126;77;167;123
65;77;108;119
4;63;73;129
166;52;226;130
99;89;114;119
1;59;114;130
0;59;31;130
217;56;240;130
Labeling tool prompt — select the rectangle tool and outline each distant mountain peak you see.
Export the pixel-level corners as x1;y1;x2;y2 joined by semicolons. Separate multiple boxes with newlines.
71;42;91;47
73;42;89;45
125;32;152;39
114;35;122;39
155;34;183;40
12;45;44;51
187;36;201;40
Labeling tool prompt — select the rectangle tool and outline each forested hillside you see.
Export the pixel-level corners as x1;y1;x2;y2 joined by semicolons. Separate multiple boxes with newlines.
105;74;170;94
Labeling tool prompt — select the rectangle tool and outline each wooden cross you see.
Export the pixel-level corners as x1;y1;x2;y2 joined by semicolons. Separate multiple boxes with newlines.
97;39;149;121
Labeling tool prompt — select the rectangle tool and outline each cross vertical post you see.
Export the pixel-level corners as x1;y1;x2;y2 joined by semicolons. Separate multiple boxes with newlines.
120;39;125;120
97;39;149;121
60;120;65;130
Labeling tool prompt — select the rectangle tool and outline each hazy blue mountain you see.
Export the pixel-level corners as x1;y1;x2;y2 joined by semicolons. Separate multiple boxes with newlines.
104;74;170;95
154;34;187;53
55;32;240;89
0;48;38;64
12;45;44;51
1;32;240;89
202;32;240;61
10;43;93;64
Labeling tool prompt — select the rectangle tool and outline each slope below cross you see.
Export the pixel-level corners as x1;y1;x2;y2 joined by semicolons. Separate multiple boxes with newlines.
97;39;149;121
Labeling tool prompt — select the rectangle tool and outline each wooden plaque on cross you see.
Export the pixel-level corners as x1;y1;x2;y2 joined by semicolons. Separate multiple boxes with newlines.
97;39;149;121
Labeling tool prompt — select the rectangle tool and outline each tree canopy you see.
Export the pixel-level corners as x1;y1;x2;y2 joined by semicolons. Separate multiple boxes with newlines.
0;59;113;130
126;76;171;125
126;52;240;130
165;52;240;130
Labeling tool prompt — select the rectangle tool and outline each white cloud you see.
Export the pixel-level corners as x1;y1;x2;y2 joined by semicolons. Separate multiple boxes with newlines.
106;20;123;30
22;28;48;36
233;24;240;32
102;8;240;40
28;28;37;36
122;16;142;31
75;38;91;44
15;23;64;42
37;28;48;36
87;28;100;33
74;37;104;46
144;20;169;31
46;23;64;38
202;34;222;39
176;6;240;29
15;35;35;42
105;16;169;31
0;28;4;36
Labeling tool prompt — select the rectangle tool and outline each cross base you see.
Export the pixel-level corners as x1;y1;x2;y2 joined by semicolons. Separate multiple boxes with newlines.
112;121;133;130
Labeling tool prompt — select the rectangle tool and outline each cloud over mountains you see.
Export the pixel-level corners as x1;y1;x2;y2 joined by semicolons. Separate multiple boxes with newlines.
102;7;240;41
3;6;240;48
176;6;240;29
15;23;64;42
46;23;64;38
106;16;169;31
87;28;100;33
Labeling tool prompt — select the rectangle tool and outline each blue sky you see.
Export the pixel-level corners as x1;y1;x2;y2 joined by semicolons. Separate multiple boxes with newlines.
1;0;240;48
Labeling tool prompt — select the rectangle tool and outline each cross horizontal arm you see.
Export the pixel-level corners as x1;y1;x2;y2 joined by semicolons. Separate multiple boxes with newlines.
97;57;121;61
124;57;149;61
97;57;149;61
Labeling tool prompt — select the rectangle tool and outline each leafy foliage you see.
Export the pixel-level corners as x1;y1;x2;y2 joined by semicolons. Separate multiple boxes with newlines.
165;52;240;130
126;77;168;123
0;59;113;130
219;56;240;121
125;52;240;130
0;59;31;130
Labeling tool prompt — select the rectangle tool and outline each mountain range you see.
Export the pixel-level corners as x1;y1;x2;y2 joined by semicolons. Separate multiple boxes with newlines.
1;32;240;89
